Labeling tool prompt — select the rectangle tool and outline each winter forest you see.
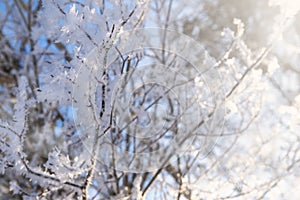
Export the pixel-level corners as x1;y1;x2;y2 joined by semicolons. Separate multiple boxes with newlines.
0;0;300;199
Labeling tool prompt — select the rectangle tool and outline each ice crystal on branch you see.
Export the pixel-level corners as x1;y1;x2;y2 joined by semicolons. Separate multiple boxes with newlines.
0;0;300;199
